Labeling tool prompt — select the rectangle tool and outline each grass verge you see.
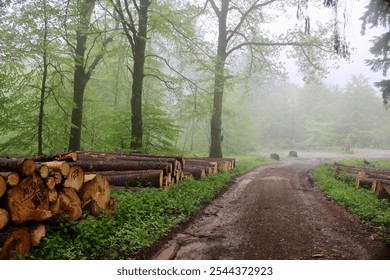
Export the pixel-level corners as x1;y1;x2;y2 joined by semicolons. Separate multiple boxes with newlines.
27;155;271;260
313;160;390;244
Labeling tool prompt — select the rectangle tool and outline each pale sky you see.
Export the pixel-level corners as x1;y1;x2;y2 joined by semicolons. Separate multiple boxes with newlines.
288;0;386;90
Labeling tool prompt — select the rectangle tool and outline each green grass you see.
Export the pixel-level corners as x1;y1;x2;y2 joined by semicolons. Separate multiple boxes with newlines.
27;155;271;260
313;161;390;243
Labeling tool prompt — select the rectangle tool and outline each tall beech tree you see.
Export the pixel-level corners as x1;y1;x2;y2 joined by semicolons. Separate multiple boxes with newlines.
109;0;151;151
204;0;338;158
68;0;114;150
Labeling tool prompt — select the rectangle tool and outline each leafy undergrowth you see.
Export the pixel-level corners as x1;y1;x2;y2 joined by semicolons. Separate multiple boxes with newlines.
313;160;390;244
27;155;271;260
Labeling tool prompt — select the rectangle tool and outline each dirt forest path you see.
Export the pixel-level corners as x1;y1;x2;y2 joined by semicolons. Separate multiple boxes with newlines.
152;152;390;260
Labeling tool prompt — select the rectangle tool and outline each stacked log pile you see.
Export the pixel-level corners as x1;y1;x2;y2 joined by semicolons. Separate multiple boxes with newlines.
0;152;111;259
0;151;235;259
332;162;390;200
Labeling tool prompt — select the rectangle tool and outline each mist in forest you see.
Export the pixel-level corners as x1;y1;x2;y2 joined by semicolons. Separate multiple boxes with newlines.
178;73;390;155
1;0;388;157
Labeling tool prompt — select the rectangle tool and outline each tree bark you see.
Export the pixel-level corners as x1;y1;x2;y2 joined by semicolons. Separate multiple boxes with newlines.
37;1;49;156
130;0;150;151
97;170;163;188
209;0;229;158
68;0;96;151
71;159;170;175
32;151;78;162
0;158;36;177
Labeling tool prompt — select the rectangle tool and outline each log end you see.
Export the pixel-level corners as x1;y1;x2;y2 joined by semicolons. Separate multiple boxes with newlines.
0;228;31;260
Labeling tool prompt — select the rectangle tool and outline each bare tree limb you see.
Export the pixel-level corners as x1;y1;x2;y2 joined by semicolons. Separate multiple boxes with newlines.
146;54;212;94
226;41;329;57
209;0;220;17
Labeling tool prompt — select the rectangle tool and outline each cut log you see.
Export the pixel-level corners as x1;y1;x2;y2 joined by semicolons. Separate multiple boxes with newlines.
0;171;20;187
78;174;110;216
42;161;70;177
32;151;78;162
185;159;218;173
334;163;390;177
71;159;171;176
0;176;6;198
35;163;49;179
78;151;185;171
29;223;46;247
186;157;236;169
50;188;82;221
52;172;62;185
45;177;56;191
63;165;84;191
0;208;9;230
78;153;178;174
95;170;164;188
0;228;31;260
6;173;52;224
379;183;390;200
183;167;206;179
48;189;58;204
0;158;35;176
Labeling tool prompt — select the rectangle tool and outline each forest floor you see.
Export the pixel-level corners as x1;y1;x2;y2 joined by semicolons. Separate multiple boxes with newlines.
149;150;390;260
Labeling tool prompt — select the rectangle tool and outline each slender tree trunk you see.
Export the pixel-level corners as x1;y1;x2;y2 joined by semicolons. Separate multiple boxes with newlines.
68;0;95;151
209;0;228;158
130;0;149;151
38;2;49;156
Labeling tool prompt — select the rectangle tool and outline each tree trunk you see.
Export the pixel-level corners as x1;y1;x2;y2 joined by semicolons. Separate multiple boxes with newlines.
130;0;150;151
37;3;49;156
68;0;95;151
209;0;229;158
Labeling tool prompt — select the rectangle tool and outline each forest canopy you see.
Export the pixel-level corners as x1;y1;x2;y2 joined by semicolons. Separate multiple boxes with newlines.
0;0;388;157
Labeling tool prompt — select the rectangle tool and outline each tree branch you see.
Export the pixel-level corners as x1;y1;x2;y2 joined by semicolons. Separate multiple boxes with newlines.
226;41;329;57
146;54;212;94
227;0;278;43
209;0;220;17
